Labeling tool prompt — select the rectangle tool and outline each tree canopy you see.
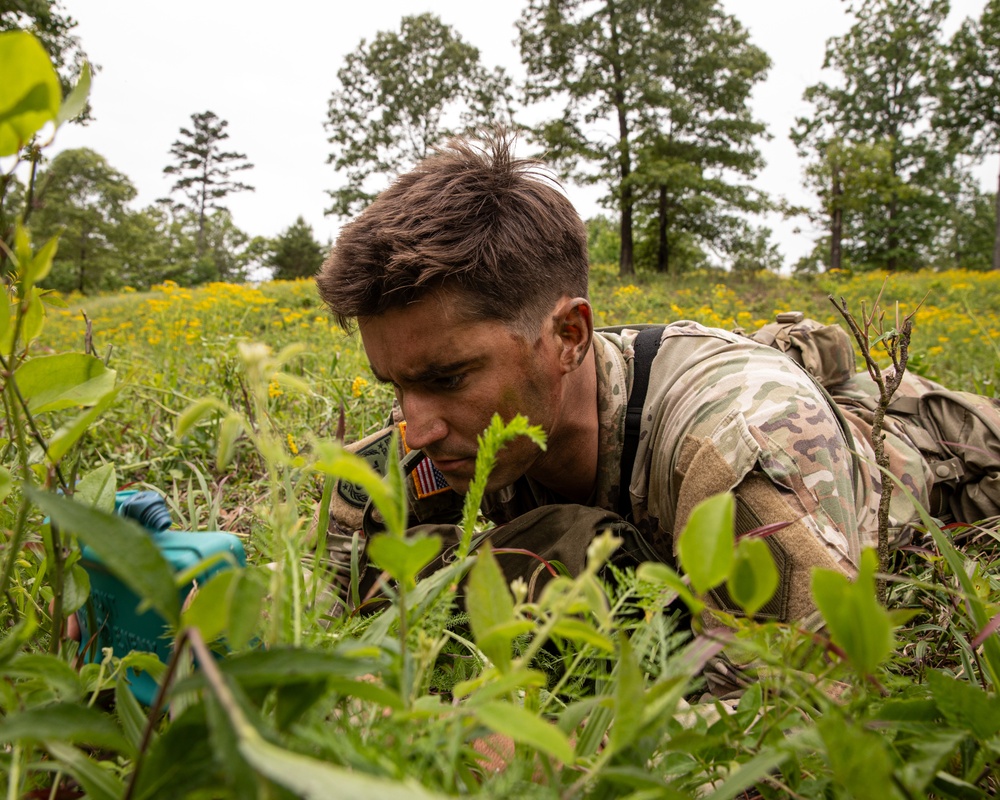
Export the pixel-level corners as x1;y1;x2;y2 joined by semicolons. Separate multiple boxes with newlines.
517;0;770;276
325;13;514;218
937;0;1000;270
31;147;135;293
792;0;951;272
163;110;254;258
268;216;326;281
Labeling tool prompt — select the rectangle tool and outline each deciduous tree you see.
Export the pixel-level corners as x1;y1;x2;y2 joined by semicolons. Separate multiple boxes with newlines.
31;147;135;293
268;216;325;281
163;110;254;258
325;13;513;218
792;0;950;271
517;0;768;276
936;0;1000;270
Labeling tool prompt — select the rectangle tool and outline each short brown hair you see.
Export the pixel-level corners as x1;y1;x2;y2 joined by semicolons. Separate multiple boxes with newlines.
316;129;589;335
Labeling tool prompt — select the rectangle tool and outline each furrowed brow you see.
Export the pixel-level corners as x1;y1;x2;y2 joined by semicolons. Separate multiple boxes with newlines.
406;358;478;383
371;358;479;387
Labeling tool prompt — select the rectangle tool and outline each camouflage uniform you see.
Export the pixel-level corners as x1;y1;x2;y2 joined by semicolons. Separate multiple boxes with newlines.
479;322;937;616
328;320;941;616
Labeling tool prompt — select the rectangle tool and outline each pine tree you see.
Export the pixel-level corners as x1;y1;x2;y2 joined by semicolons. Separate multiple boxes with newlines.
163;110;254;257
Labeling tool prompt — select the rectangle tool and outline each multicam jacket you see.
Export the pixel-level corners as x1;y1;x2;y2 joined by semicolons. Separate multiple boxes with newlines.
482;321;932;579
327;320;950;620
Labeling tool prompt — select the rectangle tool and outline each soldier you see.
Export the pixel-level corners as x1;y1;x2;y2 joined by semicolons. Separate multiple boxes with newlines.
315;129;1000;668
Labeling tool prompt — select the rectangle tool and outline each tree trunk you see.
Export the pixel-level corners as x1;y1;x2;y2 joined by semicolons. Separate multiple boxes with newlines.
657;185;669;274
831;163;843;272
608;0;634;278
77;232;86;294
886;195;898;272
993;160;1000;271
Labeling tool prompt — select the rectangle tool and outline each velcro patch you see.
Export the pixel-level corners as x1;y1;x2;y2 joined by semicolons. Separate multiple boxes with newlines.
336;431;392;509
400;422;452;499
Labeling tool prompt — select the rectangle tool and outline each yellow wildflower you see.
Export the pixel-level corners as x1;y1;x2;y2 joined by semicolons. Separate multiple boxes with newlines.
287;433;299;455
268;379;283;398
351;376;369;397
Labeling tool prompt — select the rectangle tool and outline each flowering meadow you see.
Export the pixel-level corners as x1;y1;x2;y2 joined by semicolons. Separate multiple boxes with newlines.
4;266;998;798
28;266;999;536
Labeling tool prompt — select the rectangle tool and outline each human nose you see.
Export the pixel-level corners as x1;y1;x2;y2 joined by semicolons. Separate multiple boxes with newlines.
399;391;448;451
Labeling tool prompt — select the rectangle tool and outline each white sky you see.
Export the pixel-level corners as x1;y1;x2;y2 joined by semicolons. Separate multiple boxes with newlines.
28;0;995;270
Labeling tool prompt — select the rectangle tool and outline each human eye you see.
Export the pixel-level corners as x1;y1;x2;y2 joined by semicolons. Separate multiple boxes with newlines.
434;373;466;391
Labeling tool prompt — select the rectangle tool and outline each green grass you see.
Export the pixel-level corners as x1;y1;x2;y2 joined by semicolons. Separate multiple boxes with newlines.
1;267;998;798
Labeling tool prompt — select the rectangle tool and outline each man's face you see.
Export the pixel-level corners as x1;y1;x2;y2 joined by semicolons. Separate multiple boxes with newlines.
358;291;564;494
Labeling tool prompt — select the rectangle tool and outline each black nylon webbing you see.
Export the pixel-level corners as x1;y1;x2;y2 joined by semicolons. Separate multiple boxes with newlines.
617;326;665;519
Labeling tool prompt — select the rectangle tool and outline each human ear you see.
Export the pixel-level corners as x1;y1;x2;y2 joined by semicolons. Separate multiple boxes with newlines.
553;297;594;371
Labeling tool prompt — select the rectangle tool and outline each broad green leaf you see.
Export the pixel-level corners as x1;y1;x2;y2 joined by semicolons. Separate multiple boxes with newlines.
609;634;644;752
21;286;45;345
181;569;237;643
817;716;895;800
227;567;268;650
0;703;133;756
700;747;790;800
75;463;117;513
811;548;893;677
0;464;11;503
380;429;408;537
312;440;399;529
26;232;58;285
204;690;259;799
175;396;232;439
14;353;116;413
466;544;516;672
27;485;180;626
579;572;611;628
0;607;37;664
476;619;535;661
677;491;735;595
114;678;149;752
636;561;705;615
5;653;83;703
39;289;68;308
927;669;1000;740
0;285;10;341
326;677;406;710
551;618;615;652
459;666;548;704
473;701;574;764
62;562;90;614
726;537;779;618
367;532;441;589
54;60;91;127
42;388;121;464
172;647;378;694
240;728;448;799
44;740;124;800
0;31;61;156
14;221;31;270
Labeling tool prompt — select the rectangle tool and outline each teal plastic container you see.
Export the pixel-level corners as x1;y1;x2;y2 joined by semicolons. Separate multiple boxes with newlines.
77;491;246;705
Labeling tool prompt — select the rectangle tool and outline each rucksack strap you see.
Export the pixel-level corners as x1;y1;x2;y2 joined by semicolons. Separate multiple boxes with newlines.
617;326;665;519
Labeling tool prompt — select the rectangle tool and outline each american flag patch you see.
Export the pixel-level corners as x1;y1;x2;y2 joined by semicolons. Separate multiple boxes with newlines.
399;422;453;499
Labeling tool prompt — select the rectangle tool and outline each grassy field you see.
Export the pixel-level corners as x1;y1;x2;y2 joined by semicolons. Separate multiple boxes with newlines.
36;265;1000;525
6;265;999;798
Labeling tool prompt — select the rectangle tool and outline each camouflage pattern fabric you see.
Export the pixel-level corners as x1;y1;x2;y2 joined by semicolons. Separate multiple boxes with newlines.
321;321;962;605
483;321;932;580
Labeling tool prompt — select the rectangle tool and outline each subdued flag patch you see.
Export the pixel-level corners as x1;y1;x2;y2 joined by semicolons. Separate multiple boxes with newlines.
399;421;453;499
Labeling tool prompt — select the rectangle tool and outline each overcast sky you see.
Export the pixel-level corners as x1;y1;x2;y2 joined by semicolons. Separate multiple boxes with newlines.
30;0;994;270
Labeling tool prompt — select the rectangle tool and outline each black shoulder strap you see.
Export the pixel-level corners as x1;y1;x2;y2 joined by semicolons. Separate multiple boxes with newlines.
617;326;665;519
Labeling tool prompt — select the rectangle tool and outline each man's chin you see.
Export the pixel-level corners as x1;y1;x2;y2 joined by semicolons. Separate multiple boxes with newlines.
439;468;518;497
